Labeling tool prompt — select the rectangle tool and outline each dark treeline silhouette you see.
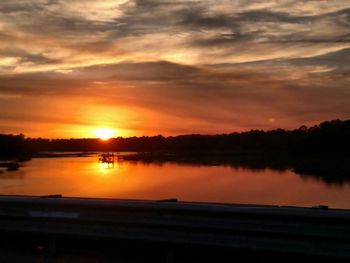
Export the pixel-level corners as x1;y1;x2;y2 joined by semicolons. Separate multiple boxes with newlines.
1;119;350;184
25;119;350;155
123;153;350;186
0;134;29;158
1;119;350;155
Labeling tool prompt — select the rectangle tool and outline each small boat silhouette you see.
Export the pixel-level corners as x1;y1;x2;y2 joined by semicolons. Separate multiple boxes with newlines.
98;153;115;163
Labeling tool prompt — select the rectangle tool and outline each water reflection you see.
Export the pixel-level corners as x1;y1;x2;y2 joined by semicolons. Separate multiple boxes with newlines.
123;153;350;186
98;162;114;170
0;155;350;209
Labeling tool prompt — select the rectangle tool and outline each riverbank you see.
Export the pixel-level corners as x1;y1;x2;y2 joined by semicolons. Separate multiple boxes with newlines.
1;150;350;185
122;151;350;185
0;162;20;171
33;152;97;158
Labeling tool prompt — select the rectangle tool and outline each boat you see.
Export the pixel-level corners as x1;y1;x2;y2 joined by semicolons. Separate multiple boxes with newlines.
98;152;115;163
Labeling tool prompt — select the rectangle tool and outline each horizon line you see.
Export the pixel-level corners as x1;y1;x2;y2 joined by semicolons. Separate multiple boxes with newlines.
3;118;348;140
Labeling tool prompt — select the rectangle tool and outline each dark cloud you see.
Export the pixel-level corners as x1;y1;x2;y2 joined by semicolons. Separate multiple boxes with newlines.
1;59;349;134
0;48;60;65
186;8;350;48
288;47;350;70
0;1;349;64
0;0;349;136
209;47;350;73
0;1;41;14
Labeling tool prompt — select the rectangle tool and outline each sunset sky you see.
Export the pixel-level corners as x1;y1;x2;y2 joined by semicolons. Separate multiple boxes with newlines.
0;0;349;138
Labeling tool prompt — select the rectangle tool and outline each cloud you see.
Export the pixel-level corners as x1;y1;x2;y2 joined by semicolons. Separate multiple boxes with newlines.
1;0;349;72
1;58;349;136
0;0;349;136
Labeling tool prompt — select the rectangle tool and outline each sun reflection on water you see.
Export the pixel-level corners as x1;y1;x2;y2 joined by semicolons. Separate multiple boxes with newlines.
96;161;116;175
1;155;350;208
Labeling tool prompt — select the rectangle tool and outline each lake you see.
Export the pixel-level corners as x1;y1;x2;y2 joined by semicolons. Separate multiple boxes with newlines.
1;154;350;209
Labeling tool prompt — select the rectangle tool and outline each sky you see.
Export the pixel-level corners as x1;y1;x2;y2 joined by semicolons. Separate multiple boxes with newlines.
0;0;349;138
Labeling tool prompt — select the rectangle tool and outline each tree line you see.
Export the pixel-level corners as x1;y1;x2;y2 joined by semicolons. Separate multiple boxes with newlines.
1;119;350;157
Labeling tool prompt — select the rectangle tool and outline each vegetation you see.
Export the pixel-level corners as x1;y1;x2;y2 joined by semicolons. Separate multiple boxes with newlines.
0;134;30;159
1;119;350;184
19;119;350;155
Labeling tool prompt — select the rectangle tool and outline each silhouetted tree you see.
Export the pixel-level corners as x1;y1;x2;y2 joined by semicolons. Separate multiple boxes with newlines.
2;119;350;156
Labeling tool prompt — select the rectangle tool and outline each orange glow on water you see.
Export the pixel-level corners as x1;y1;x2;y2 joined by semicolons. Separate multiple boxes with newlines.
2;155;350;209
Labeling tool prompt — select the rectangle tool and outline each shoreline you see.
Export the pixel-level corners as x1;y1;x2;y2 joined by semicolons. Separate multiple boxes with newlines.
1;151;350;184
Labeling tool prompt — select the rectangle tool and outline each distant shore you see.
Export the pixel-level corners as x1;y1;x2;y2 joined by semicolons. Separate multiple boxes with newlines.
1;119;350;184
1;150;350;185
33;152;97;158
121;151;350;185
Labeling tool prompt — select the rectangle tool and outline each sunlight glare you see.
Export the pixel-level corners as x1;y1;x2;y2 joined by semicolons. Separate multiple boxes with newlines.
95;128;114;140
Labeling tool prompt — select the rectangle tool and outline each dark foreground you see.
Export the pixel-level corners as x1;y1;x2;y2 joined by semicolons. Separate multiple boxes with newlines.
0;196;350;262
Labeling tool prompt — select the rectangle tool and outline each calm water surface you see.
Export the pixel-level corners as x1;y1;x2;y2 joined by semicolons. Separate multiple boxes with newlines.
1;155;350;209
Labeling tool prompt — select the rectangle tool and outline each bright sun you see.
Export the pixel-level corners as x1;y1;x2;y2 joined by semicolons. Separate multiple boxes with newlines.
95;128;114;141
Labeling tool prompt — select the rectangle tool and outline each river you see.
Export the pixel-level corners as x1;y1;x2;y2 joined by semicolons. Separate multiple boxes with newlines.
1;154;350;209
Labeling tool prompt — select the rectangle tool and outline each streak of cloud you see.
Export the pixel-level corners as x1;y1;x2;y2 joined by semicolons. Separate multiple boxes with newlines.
0;0;349;137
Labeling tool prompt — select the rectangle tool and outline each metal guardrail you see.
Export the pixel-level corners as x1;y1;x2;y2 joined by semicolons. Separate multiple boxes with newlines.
0;195;349;259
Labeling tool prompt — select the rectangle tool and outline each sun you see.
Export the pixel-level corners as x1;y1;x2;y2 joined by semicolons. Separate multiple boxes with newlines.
95;128;114;141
